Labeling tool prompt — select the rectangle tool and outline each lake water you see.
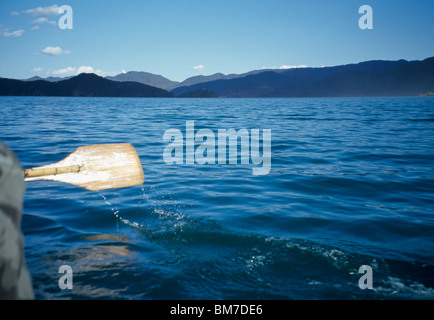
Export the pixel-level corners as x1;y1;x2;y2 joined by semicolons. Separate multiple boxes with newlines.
1;96;433;300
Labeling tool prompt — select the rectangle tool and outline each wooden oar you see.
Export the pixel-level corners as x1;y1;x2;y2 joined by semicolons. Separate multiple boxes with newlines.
24;143;144;191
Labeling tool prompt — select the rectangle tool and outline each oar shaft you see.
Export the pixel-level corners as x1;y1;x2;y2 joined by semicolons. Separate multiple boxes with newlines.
24;165;82;179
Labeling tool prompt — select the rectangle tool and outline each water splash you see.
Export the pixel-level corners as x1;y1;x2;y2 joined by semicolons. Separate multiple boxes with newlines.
98;186;189;235
99;192;145;230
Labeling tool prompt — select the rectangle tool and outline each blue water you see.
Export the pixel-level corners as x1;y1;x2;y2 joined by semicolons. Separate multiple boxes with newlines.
1;96;433;299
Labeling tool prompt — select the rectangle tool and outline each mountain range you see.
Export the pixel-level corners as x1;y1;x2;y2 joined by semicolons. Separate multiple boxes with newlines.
0;73;173;97
172;57;434;97
105;70;268;90
2;56;433;97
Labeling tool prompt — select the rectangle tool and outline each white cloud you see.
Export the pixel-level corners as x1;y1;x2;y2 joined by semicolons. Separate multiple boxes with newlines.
50;66;76;76
41;46;70;56
2;29;25;37
23;5;61;17
10;11;20;16
193;65;204;71
31;26;40;30
77;66;98;74
32;17;57;26
30;67;43;73
279;64;308;69
262;64;309;70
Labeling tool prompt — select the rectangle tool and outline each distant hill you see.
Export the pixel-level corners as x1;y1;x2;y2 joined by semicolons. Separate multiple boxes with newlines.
0;73;174;97
106;71;180;91
23;76;72;82
23;76;43;82
178;73;234;87
106;70;268;91
177;70;276;88
172;57;434;97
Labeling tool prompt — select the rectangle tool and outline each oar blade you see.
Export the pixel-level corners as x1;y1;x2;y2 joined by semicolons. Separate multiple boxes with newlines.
25;143;144;191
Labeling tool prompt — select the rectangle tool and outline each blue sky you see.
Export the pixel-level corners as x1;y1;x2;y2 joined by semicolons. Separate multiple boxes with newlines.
0;0;433;82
